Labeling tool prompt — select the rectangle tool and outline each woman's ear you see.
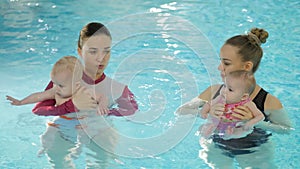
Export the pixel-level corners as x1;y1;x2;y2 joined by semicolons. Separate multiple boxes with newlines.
77;48;82;57
244;61;253;72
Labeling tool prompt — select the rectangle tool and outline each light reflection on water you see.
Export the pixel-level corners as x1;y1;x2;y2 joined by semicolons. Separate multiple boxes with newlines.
0;0;299;168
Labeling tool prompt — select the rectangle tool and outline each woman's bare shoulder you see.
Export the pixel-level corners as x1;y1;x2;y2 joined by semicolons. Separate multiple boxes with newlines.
199;84;222;101
265;93;283;110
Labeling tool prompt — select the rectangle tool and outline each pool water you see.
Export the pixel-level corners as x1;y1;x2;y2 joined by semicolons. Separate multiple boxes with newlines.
1;0;299;168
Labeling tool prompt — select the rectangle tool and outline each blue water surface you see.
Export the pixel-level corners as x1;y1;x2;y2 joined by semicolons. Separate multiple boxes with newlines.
0;0;299;168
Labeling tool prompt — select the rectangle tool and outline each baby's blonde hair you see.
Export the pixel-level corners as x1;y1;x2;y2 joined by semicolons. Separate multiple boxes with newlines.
229;70;255;95
51;56;83;83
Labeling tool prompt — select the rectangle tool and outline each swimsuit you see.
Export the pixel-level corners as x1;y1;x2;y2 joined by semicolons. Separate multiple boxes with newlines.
46;112;113;142
211;85;271;156
47;114;83;142
217;97;250;133
204;96;250;137
32;73;138;116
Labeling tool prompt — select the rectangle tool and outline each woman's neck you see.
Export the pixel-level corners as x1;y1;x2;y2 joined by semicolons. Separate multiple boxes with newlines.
84;68;103;81
82;70;106;85
250;84;261;100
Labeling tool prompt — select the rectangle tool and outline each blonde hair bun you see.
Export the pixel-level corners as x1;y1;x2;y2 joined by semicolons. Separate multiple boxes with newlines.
249;28;269;44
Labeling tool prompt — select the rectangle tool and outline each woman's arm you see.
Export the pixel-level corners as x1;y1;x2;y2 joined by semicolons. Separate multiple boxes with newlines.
175;96;207;115
108;86;138;116
265;93;283;110
232;88;284;120
256;108;293;134
175;85;221;115
233;93;292;134
243;101;265;130
256;94;293;134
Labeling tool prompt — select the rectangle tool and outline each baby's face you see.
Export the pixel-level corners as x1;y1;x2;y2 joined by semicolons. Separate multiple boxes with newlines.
221;76;246;104
51;71;76;98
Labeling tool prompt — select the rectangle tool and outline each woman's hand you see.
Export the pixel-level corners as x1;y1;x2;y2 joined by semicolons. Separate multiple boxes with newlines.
231;105;253;120
72;85;98;111
209;103;225;118
97;94;109;115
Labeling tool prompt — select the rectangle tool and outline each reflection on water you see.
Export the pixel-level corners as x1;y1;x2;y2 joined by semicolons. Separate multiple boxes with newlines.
1;0;299;168
199;136;277;169
39;114;118;168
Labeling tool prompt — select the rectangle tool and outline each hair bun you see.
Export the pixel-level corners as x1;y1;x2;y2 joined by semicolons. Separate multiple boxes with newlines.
249;28;269;44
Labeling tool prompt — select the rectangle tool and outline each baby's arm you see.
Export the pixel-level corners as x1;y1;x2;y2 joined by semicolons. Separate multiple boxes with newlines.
200;102;210;119
242;101;265;130
7;88;55;106
32;81;79;116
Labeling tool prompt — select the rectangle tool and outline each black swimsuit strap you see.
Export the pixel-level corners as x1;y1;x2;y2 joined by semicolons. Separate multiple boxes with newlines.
212;85;223;99
252;88;268;112
252;87;269;121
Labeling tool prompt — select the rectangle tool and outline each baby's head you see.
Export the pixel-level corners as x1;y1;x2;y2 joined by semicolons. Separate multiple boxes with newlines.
222;70;255;104
50;56;83;98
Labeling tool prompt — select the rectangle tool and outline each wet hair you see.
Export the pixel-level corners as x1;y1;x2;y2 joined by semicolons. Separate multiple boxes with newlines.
77;22;112;49
229;70;255;95
51;56;83;82
225;28;269;73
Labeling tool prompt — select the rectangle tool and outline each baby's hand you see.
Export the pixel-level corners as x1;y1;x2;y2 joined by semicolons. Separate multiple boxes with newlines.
200;112;208;119
223;124;253;140
198;123;216;139
225;126;234;135
97;94;109;115
223;126;239;140
6;95;22;105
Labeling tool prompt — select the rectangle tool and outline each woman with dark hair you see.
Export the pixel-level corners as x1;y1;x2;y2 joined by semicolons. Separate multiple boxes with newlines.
33;22;138;168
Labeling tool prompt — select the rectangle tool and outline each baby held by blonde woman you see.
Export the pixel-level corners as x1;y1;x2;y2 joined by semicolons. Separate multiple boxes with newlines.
199;70;264;139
